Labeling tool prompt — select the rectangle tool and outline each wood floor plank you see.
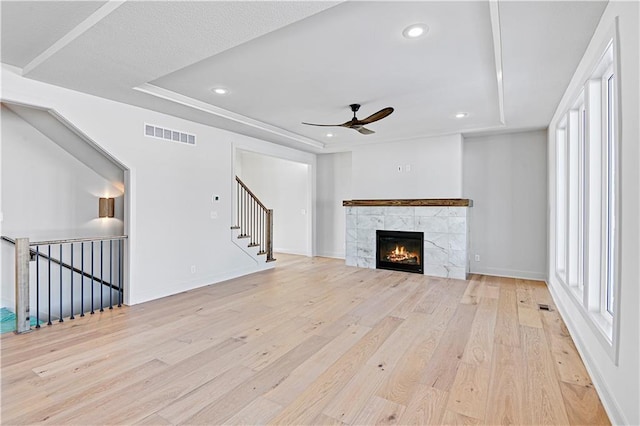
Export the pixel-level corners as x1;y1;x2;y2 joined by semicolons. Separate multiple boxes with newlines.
461;275;482;305
518;305;543;328
350;395;406;426
366;311;432;370
441;410;483;425
516;278;537;308
264;322;372;407
541;309;594;387
5;359;168;425
485;343;525;425
0;256;608;426
157;365;256;424
412;277;448;314
267;316;403;425
494;279;521;347
375;310;453;406
133;413;173;425
184;335;330;425
312;413;348;425
223;396;284;425
548;330;593;387
421;303;478;391
461;296;497;369
396;384;448;425
521;325;571;425
445;362;490;421
49;338;248;425
559;381;611;425
322;364;389;424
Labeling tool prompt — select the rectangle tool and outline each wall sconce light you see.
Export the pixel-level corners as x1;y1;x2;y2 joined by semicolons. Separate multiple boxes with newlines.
99;197;115;218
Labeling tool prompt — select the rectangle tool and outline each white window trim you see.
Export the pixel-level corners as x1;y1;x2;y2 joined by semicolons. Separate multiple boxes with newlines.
552;26;621;364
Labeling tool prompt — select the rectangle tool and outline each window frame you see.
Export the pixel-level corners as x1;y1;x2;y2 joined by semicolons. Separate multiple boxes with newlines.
552;33;621;364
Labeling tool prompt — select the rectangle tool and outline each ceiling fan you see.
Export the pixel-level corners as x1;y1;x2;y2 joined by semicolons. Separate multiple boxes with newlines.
302;103;394;135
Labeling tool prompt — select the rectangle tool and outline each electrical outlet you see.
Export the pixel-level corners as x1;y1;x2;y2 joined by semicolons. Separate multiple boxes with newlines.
190;265;196;274
405;164;411;172
474;254;480;262
210;211;218;219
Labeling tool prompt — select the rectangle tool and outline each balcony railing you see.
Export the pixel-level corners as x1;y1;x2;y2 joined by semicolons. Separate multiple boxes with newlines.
2;235;127;333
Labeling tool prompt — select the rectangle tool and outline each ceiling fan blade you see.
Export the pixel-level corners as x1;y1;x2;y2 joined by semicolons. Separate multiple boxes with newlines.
356;127;375;135
358;107;394;125
301;122;343;127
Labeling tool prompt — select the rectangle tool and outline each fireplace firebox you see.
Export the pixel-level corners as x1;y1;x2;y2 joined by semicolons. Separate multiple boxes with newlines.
376;230;424;274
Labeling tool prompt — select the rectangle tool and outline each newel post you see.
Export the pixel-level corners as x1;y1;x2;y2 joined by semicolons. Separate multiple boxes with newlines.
15;238;31;333
266;209;275;262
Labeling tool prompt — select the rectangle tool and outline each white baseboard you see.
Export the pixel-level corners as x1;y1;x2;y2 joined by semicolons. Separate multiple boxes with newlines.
546;280;627;425
469;266;547;281
273;248;311;256
131;263;274;305
314;251;345;260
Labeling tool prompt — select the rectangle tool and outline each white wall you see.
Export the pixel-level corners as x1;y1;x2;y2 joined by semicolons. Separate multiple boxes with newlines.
236;151;310;256
463;130;547;279
0;66;315;305
1;106;125;309
316;152;352;258
315;135;462;259
351;134;463;199
1;106;125;238
547;2;639;424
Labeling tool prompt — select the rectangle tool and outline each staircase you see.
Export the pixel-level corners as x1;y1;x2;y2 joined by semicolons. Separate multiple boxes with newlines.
232;176;275;264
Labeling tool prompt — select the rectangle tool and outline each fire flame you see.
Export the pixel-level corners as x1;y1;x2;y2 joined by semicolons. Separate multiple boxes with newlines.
386;245;419;263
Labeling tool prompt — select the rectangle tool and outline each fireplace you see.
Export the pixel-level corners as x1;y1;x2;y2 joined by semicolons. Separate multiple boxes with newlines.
376;230;424;274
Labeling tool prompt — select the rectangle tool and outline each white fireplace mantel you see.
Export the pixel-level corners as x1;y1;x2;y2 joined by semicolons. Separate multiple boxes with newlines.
343;199;472;280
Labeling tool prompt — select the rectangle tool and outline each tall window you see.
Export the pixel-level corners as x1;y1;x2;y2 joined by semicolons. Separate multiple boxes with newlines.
604;69;616;317
578;103;587;293
553;40;618;346
555;125;567;282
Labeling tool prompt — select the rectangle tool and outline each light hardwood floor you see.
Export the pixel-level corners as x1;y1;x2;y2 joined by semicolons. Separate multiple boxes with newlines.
1;254;609;425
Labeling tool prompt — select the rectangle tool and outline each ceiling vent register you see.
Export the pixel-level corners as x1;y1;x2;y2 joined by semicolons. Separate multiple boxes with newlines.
144;123;196;145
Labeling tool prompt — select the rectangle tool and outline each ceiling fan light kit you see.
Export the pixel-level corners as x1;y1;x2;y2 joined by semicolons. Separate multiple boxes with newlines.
302;103;394;135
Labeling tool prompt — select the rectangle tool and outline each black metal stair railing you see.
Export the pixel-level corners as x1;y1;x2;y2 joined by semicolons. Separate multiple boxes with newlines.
233;176;274;262
2;235;127;332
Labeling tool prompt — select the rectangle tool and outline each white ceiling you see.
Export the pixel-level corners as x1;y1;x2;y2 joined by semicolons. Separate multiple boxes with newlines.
1;1;607;153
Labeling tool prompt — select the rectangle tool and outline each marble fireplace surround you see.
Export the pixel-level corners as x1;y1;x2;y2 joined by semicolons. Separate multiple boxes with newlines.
343;199;472;280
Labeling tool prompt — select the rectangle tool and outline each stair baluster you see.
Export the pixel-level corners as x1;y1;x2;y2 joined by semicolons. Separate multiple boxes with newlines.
233;176;275;262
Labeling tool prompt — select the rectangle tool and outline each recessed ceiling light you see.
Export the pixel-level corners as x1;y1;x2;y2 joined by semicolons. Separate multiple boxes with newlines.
212;87;228;95
455;112;468;119
326;133;334;138
403;23;429;39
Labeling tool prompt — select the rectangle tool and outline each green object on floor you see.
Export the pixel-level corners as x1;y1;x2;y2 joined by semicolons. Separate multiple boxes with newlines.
1;307;42;334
